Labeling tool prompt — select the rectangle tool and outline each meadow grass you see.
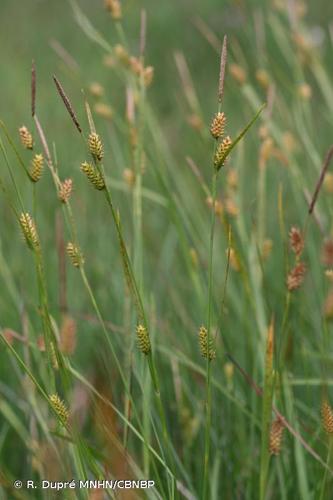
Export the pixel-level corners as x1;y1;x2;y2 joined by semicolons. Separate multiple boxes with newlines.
1;0;333;499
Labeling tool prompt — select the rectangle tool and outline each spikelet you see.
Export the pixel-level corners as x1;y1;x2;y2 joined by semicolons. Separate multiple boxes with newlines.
210;112;226;139
198;326;216;361
136;324;151;355
143;66;154;87
269;418;284;455
229;64;247;85
58;178;73;203
321;399;333;434
94;102;113;120
289;226;304;258
321;239;333;266
66;242;84;268
104;0;122;20
81;162;105;190
49;394;69;425
214;136;232;169
88;132;104;161
29;154;44;182
287;262;306;291
19;213;39;250
19;125;33;150
123;168;136;187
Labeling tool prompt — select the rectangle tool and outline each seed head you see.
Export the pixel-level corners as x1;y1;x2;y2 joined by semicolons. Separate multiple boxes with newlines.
19;125;33;150
287;262;306;291
58;178;73;203
29;154;44;183
214;136;232;169
269;418;284;455
66;242;84;268
94;102;113;120
229;63;247;85
19;213;39;250
104;0;122;20
210;112;226;139
321;239;333;267
143;66;154;87
88;132;104;161
81;162;105;190
289;226;304;258
49;394;69;425
136;324;151;355
321;399;333;434
198;326;216;361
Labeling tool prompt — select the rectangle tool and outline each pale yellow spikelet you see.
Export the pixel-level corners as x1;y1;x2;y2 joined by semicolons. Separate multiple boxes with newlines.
104;0;122;20
143;66;154;87
94;102;113;120
19;125;33;150
214;136;232;169
123;168;136;187
256;69;270;89
29;154;44;183
136;324;151;355
66;242;84;268
187;114;204;131
19;213;39;250
88;132;104;161
321;399;333;434
114;44;130;65
49;394;69;425
58;178;73;203
269;418;284;455
229;63;247;85
324;173;333;194
298;83;312;100
325;269;333;282
198;326;216;361
227;247;241;272
88;82;104;98
81;162;105;190
210;112;226;139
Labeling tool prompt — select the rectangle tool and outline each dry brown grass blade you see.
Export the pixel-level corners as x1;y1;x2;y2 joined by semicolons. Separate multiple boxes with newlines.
309;145;333;214
53;75;82;133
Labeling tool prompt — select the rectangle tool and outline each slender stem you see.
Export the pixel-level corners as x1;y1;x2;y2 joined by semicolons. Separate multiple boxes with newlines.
202;169;217;500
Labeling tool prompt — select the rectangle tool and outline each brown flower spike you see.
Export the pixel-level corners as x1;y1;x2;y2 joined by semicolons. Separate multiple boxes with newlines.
289;226;304;258
287;262;306;291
